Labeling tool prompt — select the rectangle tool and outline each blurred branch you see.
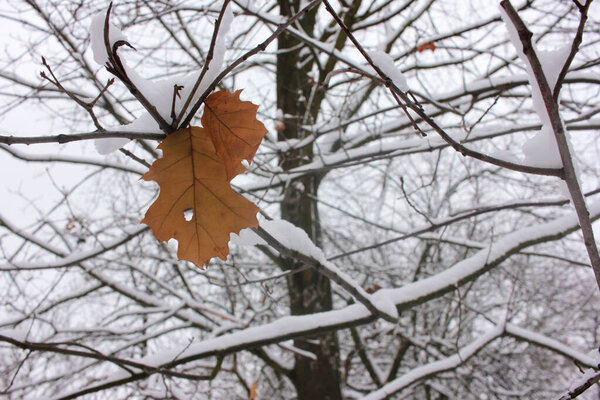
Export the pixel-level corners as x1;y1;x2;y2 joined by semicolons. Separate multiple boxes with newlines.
178;0;322;129
322;0;564;178
40;57;112;130
253;226;399;323
0;144;145;175
41;204;600;398
0;334;225;384
558;371;600;400
361;323;505;400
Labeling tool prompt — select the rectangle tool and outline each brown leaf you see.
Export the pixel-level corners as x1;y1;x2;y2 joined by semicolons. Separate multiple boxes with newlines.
364;283;381;294
417;41;436;53
142;126;260;267
203;90;268;180
274;122;286;132
249;381;258;400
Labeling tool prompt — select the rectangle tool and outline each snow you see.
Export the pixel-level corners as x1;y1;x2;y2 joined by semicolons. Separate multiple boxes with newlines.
234;219;398;320
279;341;317;360
500;8;566;168
90;12;128;66
261;219;326;262
538;46;572;92
142;303;371;366
522;124;562;168
60;200;600;396
505;323;597;368
243;123;523;192
566;369;600;394
94;136;130;155
94;113;158;154
90;4;234;154
383;200;600;307
230;228;265;246
370;291;399;320
368;50;409;91
362;324;505;400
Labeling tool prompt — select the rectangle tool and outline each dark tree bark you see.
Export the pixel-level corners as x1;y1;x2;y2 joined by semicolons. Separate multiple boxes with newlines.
277;1;343;399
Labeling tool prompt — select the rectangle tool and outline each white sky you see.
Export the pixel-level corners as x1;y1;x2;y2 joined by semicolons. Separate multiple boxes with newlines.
0;9;101;230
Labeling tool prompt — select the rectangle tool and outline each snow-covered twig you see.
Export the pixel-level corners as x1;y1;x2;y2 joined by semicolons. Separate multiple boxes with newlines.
172;0;232;129
361;323;506;400
558;371;600;400
178;0;322;130
253;224;399;323
500;0;600;293
505;323;598;369
54;203;600;398
101;3;171;133
321;0;564;178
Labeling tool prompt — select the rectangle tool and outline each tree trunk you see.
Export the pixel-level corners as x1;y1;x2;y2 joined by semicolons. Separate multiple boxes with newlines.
277;1;343;399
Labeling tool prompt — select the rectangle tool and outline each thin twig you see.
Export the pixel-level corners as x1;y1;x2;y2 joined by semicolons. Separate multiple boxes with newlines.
0;130;165;145
553;0;592;101
170;84;184;121
90;78;115;108
119;148;151;168
40;57;107;130
102;2;171;133
252;226;398;323
322;0;563;178
178;0;323;130
321;67;425;135
0;334;223;382
501;0;600;293
172;0;232;129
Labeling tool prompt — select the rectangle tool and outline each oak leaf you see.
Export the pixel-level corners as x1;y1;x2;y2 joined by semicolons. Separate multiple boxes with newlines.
203;90;268;179
417;41;436;53
142;90;267;267
249;381;259;400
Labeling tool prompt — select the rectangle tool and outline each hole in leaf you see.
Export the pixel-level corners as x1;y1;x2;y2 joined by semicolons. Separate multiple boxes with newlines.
184;208;194;221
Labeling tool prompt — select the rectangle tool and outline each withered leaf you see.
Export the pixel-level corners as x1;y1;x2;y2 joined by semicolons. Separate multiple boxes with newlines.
417;41;436;53
203;90;268;180
250;381;259;400
142;126;260;267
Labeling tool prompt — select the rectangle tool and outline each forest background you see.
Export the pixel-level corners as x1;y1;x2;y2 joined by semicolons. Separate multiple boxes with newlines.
1;0;600;399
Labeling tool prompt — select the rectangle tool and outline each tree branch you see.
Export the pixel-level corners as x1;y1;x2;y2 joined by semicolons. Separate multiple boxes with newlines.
0;130;164;146
178;0;323;129
500;0;600;293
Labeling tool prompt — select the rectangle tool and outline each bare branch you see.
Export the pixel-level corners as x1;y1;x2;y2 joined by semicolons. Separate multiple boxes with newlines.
0;130;164;146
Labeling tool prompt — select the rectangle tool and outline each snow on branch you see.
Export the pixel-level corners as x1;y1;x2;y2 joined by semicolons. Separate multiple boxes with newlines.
0;226;148;271
500;0;600;293
252;220;398;322
362;323;506;400
505;323;598;369
56;202;600;398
